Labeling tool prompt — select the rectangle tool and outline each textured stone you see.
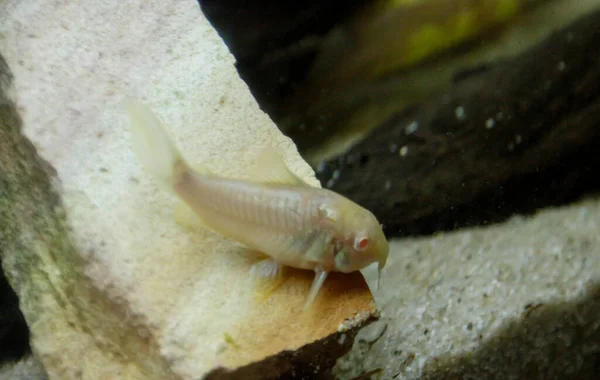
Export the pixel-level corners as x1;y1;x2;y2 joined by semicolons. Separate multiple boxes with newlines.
0;1;375;378
337;198;600;379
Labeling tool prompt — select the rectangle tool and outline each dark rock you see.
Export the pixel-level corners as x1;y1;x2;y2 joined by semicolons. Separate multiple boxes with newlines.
316;9;600;236
198;0;369;129
199;0;544;157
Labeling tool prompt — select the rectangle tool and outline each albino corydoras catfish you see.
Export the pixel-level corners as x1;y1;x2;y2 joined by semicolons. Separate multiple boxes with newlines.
124;99;389;310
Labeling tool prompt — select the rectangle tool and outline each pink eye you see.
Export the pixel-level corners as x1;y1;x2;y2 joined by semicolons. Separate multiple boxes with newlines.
357;237;369;250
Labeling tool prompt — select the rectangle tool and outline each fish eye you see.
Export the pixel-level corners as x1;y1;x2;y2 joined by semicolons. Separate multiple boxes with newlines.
354;236;369;251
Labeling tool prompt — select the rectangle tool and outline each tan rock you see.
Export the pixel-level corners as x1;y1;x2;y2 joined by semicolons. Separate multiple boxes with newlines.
0;1;376;378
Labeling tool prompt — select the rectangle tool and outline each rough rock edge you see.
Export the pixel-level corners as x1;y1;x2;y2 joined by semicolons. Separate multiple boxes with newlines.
0;53;170;378
334;201;600;379
0;355;47;380
418;283;600;379
206;311;378;380
0;53;31;367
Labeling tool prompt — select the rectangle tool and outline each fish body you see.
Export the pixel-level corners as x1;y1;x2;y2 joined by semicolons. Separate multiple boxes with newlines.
124;99;389;309
176;174;334;271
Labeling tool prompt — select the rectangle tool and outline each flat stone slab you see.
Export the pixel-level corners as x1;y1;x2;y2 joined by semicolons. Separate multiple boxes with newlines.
337;197;600;379
0;0;375;378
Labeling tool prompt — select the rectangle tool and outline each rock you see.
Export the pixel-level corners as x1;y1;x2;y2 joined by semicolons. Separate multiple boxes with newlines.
336;197;600;379
198;0;369;144
199;0;599;160
0;356;47;380
0;1;375;379
316;6;600;237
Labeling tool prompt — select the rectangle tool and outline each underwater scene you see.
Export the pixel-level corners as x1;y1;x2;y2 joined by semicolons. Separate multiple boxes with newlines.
1;0;600;379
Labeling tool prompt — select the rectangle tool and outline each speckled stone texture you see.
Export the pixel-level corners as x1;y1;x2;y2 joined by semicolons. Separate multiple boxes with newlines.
0;0;375;378
0;356;47;380
337;197;600;379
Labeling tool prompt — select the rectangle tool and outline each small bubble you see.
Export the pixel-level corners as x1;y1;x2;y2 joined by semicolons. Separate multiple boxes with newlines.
455;106;466;121
326;179;335;188
389;143;398;153
399;146;408;156
332;169;340;180
496;112;504;121
385;180;391;190
485;119;495;129
515;135;522;144
405;121;419;135
558;61;566;71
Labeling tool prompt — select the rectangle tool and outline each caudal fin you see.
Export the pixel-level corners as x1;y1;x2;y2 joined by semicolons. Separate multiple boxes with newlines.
123;98;188;193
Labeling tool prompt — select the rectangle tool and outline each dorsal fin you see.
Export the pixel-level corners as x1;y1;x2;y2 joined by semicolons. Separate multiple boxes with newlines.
248;147;311;186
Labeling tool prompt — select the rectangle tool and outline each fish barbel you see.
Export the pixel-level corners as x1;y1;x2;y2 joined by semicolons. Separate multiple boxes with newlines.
124;99;389;309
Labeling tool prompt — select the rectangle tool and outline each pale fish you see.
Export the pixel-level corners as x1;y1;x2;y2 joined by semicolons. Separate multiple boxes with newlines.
123;99;389;310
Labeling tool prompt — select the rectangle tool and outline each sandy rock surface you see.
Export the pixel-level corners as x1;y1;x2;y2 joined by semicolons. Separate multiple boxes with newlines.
0;1;375;378
339;197;600;379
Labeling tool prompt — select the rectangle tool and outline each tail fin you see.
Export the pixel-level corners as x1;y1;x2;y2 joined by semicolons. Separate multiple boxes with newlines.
123;98;188;193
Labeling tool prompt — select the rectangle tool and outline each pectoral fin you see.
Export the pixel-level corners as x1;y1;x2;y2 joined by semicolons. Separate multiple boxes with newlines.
250;258;286;301
304;267;328;311
249;147;312;187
